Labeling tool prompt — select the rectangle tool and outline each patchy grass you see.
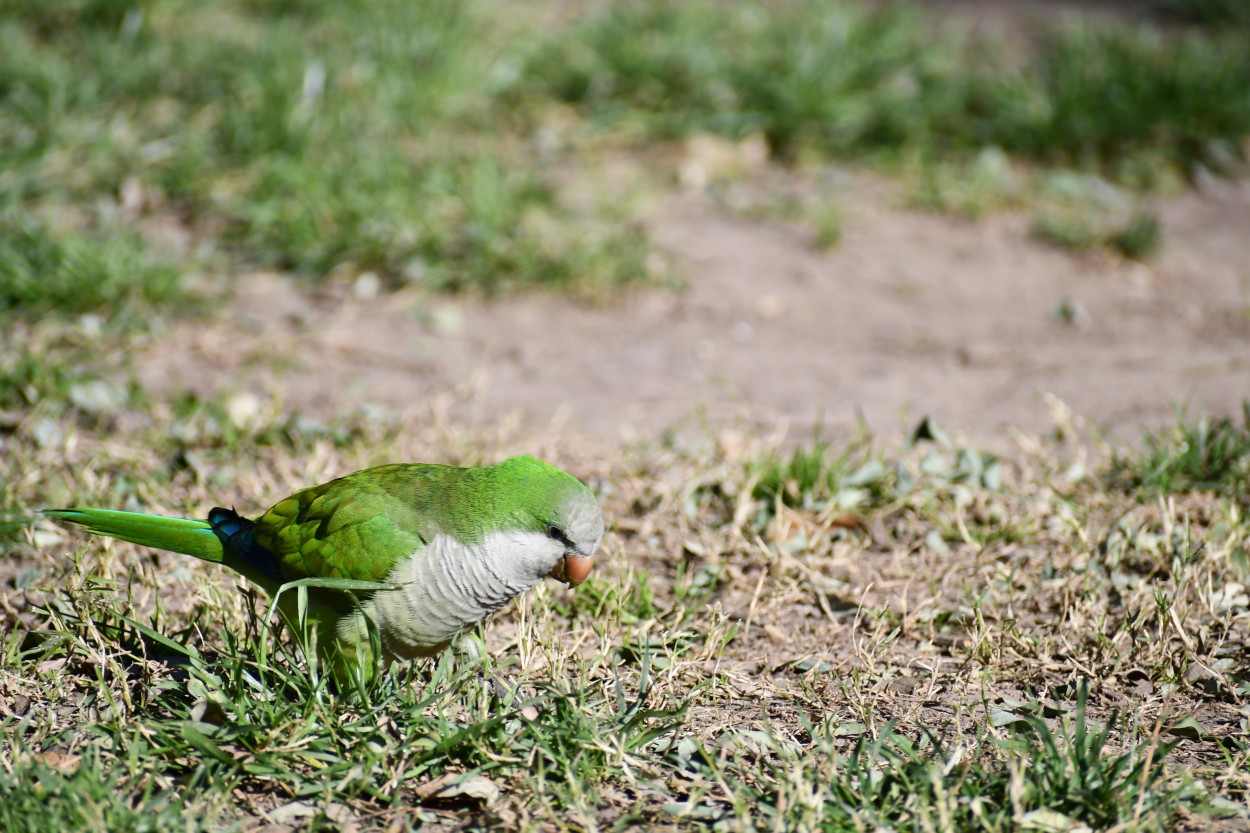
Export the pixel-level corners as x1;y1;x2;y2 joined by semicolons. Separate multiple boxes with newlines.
522;0;1250;182
508;0;1248;253
0;0;651;305
4;392;1250;829
700;691;1189;831
1;0;669;495
3;0;1246;333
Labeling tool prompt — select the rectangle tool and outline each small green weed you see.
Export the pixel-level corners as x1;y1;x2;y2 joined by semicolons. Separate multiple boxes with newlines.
1110;210;1163;259
1033;207;1164;259
1111;404;1250;496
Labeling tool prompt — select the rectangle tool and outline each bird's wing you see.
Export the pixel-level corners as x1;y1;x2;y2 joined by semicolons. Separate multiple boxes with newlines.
251;464;445;583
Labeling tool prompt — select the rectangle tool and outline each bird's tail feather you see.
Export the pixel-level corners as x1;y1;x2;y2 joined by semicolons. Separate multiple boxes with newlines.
44;508;224;563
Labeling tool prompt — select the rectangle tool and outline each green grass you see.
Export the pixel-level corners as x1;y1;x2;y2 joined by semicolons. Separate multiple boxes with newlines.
0;0;650;312
1157;0;1250;26
11;562;687;829
991;25;1250;185
904;147;1025;219
0;0;660;436
522;0;1250;182
691;421;1002;531
1112;405;1250;496
696;694;1185;831
517;0;974;163
0;218;185;320
1110;211;1165;260
0;748;201;833
1033;207;1164;259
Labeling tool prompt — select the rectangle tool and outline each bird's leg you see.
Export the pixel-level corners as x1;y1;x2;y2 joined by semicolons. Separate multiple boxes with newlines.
456;634;516;706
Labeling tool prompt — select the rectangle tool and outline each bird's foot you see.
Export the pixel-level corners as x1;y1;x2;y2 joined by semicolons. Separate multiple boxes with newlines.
475;668;521;708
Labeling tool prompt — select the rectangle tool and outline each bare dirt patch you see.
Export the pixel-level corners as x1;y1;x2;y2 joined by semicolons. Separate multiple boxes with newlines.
139;177;1250;450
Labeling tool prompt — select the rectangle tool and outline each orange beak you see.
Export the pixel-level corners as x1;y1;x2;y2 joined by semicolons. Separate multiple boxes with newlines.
550;554;593;587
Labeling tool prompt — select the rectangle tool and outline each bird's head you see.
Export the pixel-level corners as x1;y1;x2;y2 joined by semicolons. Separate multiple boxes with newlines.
543;483;603;587
492;456;603;587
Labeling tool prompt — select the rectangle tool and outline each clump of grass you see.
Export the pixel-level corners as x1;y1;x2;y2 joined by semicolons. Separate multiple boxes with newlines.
748;437;890;513
990;25;1250;184
1109;210;1163;259
729;421;1001;529
0;748;208;833
906;147;1025;218
1033;207;1163;260
1032;210;1106;251
0;218;185;321
809;199;843;250
1111;404;1250;496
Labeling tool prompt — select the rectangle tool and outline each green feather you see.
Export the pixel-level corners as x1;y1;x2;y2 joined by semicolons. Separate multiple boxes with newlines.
254;464;432;583
43;508;223;562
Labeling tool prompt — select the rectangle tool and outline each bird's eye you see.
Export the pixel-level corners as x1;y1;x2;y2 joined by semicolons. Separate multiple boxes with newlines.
547;525;573;547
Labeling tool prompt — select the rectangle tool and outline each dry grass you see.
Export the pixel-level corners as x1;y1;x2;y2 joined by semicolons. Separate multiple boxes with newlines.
2;389;1248;830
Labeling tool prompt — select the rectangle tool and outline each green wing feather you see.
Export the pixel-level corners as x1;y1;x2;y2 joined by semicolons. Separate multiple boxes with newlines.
252;464;449;583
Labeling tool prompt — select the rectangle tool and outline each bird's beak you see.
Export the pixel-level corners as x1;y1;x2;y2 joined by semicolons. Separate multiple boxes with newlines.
550;554;593;587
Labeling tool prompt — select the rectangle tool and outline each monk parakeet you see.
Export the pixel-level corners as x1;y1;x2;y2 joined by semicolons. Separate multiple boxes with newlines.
46;455;602;678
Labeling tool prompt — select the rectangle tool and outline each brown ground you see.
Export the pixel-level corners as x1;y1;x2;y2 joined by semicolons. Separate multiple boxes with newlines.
138;174;1250;451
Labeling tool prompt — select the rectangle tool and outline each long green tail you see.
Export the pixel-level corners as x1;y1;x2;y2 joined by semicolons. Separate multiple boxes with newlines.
44;508;224;563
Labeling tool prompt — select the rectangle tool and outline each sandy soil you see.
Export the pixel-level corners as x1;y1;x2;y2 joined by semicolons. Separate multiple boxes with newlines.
138;173;1250;450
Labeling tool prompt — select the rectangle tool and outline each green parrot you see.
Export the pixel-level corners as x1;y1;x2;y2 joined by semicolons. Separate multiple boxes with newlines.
46;455;602;678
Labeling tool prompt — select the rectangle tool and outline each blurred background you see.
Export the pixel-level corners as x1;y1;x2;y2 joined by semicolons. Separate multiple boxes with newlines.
2;0;1248;450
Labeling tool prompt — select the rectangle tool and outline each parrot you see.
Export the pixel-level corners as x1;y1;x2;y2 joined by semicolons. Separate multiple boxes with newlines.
45;455;603;680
